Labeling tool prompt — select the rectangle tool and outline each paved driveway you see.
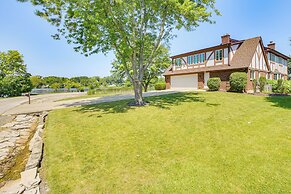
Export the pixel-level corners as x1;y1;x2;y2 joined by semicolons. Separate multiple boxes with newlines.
0;91;177;115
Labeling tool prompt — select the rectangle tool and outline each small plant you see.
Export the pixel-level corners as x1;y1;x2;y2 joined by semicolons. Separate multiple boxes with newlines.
259;77;266;92
229;72;247;92
252;79;257;93
154;82;166;90
276;79;283;93
207;77;221;91
87;89;96;95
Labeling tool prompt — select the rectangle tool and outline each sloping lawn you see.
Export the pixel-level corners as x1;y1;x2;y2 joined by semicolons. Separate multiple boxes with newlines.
44;92;291;193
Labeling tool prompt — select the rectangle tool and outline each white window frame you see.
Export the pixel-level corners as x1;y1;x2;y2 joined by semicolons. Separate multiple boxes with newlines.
215;49;223;61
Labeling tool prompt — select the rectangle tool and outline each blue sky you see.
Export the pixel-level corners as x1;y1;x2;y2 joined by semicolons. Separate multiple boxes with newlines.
0;0;290;77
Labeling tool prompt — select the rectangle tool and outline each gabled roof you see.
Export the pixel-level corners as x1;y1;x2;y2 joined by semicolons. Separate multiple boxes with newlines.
164;36;275;76
229;36;270;71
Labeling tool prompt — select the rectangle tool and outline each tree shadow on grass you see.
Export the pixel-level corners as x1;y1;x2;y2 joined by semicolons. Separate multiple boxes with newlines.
265;95;291;110
74;92;206;115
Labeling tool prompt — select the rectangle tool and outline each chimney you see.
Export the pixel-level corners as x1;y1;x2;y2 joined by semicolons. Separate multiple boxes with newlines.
267;41;275;50
221;34;230;44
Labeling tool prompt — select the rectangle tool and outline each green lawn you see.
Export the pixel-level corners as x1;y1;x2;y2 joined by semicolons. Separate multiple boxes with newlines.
44;92;291;193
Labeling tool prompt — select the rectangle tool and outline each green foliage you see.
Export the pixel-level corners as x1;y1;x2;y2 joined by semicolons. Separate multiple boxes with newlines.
0;50;32;97
30;75;44;88
50;83;61;92
288;59;291;79
111;45;171;92
154;82;166;90
229;72;247;92
0;74;32;97
0;50;26;79
259;77;266;92
19;0;219;104
207;77;221;91
252;79;257;93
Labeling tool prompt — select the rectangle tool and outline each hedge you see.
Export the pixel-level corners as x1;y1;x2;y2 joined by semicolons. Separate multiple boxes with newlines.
207;77;221;91
154;82;166;90
229;72;247;92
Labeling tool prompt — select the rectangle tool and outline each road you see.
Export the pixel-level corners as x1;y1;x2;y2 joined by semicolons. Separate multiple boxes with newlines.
0;92;85;115
0;91;177;115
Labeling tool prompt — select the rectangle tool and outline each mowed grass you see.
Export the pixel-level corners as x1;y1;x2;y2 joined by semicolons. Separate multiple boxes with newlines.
44;92;291;193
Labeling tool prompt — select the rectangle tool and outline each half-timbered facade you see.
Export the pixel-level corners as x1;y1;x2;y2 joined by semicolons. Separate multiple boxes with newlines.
163;34;290;91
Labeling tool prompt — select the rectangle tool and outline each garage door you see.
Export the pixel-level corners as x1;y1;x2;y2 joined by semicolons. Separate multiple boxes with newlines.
171;74;198;90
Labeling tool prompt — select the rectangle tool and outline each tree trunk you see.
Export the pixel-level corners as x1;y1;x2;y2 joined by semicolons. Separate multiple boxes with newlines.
133;79;144;106
144;84;148;92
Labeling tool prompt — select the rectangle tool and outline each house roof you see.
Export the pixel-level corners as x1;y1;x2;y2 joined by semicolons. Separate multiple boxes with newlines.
264;47;290;60
229;37;261;68
164;36;274;76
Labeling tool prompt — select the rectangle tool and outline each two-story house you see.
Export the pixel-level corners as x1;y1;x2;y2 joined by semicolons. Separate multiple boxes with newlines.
163;34;289;91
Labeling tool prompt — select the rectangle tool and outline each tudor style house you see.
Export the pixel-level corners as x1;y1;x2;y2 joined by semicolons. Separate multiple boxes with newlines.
163;34;290;91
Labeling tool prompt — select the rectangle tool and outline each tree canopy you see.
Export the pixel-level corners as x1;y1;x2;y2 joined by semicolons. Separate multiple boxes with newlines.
0;50;32;97
19;0;219;104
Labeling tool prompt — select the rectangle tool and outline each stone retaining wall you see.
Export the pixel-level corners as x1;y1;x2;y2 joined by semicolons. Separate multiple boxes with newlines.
0;112;48;194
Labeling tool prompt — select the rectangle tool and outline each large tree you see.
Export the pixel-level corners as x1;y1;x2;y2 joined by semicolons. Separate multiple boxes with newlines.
0;50;32;97
19;0;219;105
112;45;170;92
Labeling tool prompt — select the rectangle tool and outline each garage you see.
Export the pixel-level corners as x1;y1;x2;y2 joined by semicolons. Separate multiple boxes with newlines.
170;74;198;90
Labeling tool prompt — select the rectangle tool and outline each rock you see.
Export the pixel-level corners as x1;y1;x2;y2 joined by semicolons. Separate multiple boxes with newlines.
29;134;41;152
26;140;43;170
23;187;40;194
1;122;16;128
0;141;15;149
0;179;24;194
15;115;27;122
20;167;37;188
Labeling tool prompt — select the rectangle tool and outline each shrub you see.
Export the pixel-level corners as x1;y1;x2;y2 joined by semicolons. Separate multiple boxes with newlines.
154;82;166;90
267;80;277;92
259;77;266;92
252;79;257;93
87;89;96;95
229;72;247;92
207;77;221;91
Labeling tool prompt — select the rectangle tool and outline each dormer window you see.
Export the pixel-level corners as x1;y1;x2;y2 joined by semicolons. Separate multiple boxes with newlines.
215;49;223;61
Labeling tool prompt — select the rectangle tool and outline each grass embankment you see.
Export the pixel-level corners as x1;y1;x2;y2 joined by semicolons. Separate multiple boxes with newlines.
44;92;291;193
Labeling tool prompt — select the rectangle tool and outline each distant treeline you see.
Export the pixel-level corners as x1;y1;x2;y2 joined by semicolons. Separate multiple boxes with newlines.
30;75;128;91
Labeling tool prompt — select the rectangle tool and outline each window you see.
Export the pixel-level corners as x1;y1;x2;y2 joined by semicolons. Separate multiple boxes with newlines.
215;49;223;61
270;53;275;62
193;54;198;64
175;58;181;66
250;70;255;80
187;56;193;64
200;53;205;63
274;73;278;80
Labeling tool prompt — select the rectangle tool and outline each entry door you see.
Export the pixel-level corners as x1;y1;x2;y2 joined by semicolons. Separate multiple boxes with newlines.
204;72;210;88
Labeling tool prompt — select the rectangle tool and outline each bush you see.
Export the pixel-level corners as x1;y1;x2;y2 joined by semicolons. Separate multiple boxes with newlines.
154;82;166;90
252;79;257;93
87;89;96;95
0;75;33;97
229;72;247;92
259;77;266;92
207;77;221;91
